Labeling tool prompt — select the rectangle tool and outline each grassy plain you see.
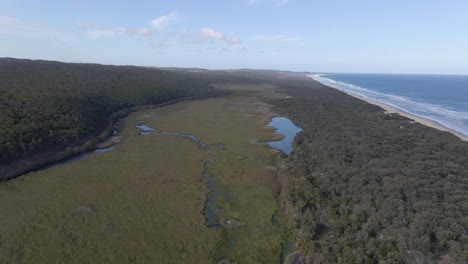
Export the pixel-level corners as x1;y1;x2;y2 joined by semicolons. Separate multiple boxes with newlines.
0;84;287;263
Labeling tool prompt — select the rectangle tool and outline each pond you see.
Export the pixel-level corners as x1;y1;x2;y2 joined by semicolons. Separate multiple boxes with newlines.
267;117;302;155
136;125;155;135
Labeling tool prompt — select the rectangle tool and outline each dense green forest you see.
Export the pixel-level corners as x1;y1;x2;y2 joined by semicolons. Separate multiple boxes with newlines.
2;62;467;262
0;58;220;180
275;79;468;263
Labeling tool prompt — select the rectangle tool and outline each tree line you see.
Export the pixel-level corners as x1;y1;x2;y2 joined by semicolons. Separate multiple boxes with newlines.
274;78;468;263
0;58;220;179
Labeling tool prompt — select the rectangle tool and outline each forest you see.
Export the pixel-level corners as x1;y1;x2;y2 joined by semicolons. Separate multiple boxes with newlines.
1;61;467;262
275;78;468;263
0;58;221;180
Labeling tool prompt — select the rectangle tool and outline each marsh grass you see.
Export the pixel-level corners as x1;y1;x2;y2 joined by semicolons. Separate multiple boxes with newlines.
0;84;287;263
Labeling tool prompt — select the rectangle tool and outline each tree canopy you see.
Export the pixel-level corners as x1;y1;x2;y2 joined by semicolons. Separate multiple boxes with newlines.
277;79;468;263
0;58;217;177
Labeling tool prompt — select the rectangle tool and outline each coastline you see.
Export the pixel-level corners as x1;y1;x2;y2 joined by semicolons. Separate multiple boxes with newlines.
308;75;468;142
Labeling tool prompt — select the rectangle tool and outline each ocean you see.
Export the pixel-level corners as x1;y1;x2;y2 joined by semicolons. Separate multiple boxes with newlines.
310;73;468;137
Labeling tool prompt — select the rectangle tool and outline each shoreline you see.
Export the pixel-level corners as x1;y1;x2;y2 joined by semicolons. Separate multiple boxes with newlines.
308;75;468;142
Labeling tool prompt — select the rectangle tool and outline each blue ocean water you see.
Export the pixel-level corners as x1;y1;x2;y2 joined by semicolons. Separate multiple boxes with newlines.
310;73;468;137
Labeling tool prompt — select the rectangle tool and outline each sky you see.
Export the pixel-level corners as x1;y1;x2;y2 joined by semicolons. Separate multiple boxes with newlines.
1;0;467;74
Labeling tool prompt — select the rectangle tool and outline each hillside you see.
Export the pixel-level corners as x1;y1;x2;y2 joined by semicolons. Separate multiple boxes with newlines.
0;58;220;180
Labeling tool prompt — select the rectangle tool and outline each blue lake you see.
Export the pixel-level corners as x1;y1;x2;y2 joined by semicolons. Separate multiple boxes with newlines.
267;117;302;154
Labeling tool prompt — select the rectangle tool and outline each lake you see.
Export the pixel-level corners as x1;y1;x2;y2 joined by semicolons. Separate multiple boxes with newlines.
267;117;302;154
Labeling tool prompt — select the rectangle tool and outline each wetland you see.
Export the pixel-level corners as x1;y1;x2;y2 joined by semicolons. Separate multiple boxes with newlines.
3;0;468;258
0;84;290;263
2;65;466;263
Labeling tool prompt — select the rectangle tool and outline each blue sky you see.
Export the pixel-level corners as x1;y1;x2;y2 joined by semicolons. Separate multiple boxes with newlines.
1;0;467;74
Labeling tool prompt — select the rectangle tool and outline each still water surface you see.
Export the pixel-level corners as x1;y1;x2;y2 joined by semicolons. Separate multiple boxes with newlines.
267;117;302;155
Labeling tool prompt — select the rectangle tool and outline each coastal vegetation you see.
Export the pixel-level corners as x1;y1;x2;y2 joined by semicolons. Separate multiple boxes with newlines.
276;79;468;263
0;60;467;263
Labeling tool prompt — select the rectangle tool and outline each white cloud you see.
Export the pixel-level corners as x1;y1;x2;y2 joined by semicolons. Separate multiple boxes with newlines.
199;28;224;40
228;36;241;44
83;27;123;39
194;28;241;45
0;16;16;25
127;28;153;36
151;13;179;29
77;13;179;39
220;45;249;52
78;23;154;39
0;16;68;40
252;34;302;42
75;22;96;29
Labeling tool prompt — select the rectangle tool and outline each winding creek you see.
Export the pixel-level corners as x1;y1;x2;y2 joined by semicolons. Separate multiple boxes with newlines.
158;131;209;151
134;115;303;229
40;115;301;230
202;162;235;228
136;124;225;228
137;125;209;150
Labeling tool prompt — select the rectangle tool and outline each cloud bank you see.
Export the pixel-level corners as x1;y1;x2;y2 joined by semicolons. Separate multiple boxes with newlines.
151;13;179;29
197;28;241;44
0;16;67;40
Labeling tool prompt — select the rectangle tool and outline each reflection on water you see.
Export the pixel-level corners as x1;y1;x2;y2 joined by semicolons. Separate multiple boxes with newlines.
267;117;302;154
158;131;209;150
136;125;209;150
136;125;154;131
202;162;234;228
136;125;155;135
136;124;225;228
93;146;115;154
41;146;116;170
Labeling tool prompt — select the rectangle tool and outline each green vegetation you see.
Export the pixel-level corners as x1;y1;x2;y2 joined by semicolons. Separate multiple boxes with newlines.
275;79;468;263
138;87;287;263
0;58;220;180
2;63;468;263
0;131;218;263
0;84;288;263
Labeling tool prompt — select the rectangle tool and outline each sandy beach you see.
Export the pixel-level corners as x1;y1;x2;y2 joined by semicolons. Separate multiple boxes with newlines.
309;76;468;142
